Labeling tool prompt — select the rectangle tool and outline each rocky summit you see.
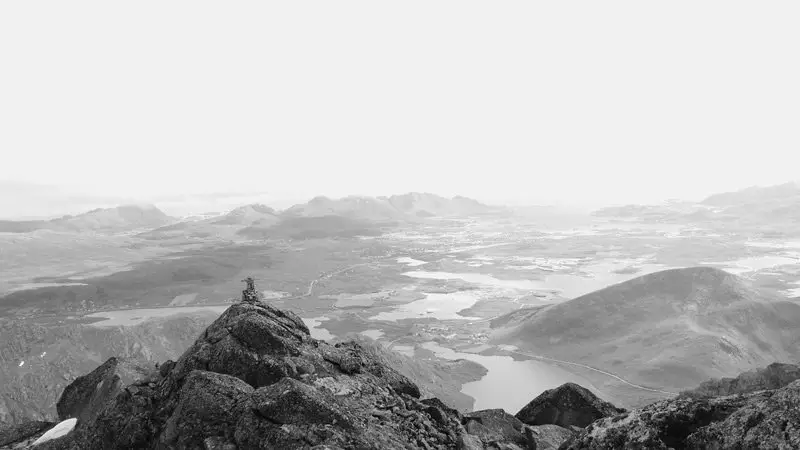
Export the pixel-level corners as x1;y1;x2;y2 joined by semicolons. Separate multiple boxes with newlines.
515;383;625;429
17;284;579;450
9;281;800;449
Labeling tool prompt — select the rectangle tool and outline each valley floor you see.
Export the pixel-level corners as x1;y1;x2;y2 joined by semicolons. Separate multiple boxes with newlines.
3;213;800;421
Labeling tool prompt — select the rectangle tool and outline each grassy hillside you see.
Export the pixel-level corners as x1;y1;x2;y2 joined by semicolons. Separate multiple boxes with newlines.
491;267;800;392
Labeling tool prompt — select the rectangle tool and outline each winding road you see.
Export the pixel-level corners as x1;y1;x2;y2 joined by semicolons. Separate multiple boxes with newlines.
505;348;676;396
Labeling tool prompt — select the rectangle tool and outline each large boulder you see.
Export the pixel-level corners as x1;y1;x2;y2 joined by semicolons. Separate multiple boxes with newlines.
561;390;767;449
525;425;575;450
463;409;531;448
515;383;625;429
159;371;254;448
55;357;155;424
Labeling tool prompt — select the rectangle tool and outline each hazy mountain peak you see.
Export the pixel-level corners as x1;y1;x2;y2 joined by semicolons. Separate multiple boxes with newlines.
283;192;497;220
701;182;800;206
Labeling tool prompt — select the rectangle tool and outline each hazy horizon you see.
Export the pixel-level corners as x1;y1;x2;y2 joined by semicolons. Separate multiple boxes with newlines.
2;2;798;218
2;178;799;220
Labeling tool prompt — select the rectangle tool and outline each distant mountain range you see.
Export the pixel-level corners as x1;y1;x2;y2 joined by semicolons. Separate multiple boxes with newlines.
150;193;498;241
592;182;800;235
491;267;800;395
701;181;800;207
0;205;173;233
0;193;500;237
283;192;501;220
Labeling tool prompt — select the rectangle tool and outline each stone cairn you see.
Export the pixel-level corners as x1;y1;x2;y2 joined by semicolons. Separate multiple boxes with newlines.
241;276;263;304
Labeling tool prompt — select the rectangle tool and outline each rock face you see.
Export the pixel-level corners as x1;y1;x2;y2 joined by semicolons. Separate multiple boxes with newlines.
462;409;530;448
0;420;55;449
515;383;625;429
55;357;156;424
680;362;800;398
459;409;579;450
685;380;800;448
561;380;800;449
32;288;532;449
526;425;575;450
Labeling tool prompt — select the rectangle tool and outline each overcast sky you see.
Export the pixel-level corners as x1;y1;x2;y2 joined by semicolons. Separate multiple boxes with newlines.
1;1;799;216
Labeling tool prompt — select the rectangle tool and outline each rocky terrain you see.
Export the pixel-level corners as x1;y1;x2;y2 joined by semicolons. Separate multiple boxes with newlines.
562;379;800;449
678;362;800;399
1;282;593;449
5;280;800;448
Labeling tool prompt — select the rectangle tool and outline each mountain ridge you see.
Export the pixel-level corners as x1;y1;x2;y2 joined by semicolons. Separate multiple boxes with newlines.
491;266;800;393
0;204;173;234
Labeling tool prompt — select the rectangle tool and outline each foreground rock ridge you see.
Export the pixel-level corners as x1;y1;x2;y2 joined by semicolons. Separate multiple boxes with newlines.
24;283;586;449
10;280;800;449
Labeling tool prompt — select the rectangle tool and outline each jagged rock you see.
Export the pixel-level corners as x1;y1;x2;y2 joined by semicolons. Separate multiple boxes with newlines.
680;362;800;398
55;357;155;424
0;420;55;448
457;432;485;450
561;390;766;449
463;409;530;448
202;436;237;450
160;371;253;448
35;299;510;449
253;377;356;429
159;360;176;378
515;383;625;429
684;379;800;449
524;425;574;450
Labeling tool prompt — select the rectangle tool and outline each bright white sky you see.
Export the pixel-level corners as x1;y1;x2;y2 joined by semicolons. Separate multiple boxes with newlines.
1;1;799;214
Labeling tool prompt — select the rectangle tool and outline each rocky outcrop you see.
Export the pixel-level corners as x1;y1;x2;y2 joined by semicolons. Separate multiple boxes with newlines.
560;380;800;449
684;380;800;449
526;425;575;450
32;286;532;449
515;383;625;429
458;409;578;450
0;420;55;449
462;409;530;448
55;357;156;424
680;362;800;398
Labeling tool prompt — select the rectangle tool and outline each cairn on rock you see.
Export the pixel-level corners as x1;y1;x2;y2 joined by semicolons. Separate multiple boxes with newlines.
240;276;263;304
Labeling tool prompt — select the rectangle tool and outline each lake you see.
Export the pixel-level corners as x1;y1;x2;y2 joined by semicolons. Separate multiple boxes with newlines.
404;271;544;291
404;262;669;300
422;342;598;413
397;257;428;267
370;292;481;321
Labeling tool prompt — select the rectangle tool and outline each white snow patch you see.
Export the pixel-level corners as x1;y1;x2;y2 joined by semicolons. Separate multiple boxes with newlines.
397;257;428;267
32;418;77;445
